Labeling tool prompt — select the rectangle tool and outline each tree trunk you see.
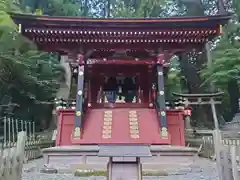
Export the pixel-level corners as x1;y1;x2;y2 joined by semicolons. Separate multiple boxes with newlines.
83;0;88;16
107;0;111;17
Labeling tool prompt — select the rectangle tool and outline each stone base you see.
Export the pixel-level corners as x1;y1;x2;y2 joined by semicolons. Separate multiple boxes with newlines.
42;145;198;172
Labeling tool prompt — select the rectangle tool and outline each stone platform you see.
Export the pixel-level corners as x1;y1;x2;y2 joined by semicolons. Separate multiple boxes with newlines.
42;145;198;172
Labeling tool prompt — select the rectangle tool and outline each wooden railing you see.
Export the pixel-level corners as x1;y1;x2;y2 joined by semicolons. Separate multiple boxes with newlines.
0;116;54;161
55;96;186;110
2;139;54;162
3;138;54;162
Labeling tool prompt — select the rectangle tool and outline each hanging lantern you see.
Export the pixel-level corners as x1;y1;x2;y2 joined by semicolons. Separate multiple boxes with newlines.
184;107;192;117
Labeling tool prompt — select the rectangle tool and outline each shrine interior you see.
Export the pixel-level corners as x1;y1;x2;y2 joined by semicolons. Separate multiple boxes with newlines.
71;49;162;108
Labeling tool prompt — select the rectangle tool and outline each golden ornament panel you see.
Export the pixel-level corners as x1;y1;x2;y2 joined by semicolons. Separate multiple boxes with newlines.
129;111;137;114
130;135;139;138
73;127;81;137
102;129;112;134
103;125;112;130
129;117;138;121
103;121;112;125
130;129;139;134
128;114;138;118
129;125;139;130
104;111;113;114
129;121;138;125
160;127;168;138
104;114;112;117
103;117;113;121
102;134;111;139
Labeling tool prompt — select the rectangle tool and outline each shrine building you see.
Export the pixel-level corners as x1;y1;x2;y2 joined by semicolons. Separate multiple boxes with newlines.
11;13;230;146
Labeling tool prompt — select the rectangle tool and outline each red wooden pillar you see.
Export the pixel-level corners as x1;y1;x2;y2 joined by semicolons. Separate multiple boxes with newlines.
100;74;106;103
135;73;141;103
139;72;149;104
87;66;92;107
148;65;153;106
90;69;99;106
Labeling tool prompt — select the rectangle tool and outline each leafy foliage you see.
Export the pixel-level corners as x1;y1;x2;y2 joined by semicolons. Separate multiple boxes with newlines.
112;0;167;17
0;0;64;126
202;39;240;86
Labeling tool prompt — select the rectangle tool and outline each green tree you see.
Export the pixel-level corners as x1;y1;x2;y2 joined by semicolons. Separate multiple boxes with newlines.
0;0;65;130
112;0;167;17
20;0;83;16
200;0;240;122
201;22;240;121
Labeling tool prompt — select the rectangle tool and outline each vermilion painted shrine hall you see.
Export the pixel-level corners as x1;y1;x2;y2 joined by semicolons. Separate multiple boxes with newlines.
11;13;230;146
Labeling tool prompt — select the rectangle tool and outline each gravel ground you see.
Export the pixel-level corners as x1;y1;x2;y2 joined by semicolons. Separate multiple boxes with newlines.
22;158;219;180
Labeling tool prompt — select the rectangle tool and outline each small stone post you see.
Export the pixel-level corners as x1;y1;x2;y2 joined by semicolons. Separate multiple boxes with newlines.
13;131;27;180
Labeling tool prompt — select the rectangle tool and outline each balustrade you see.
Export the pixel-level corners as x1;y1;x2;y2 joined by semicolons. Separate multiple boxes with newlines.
54;97;186;111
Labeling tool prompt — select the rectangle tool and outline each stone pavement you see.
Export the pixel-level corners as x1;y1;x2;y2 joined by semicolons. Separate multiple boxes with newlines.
22;158;219;180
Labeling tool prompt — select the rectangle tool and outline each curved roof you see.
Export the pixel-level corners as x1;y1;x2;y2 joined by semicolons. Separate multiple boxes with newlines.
10;13;231;52
11;13;231;28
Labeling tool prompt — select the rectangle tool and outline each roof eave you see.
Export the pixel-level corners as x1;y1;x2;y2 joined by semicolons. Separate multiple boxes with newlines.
10;12;232;24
